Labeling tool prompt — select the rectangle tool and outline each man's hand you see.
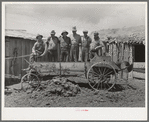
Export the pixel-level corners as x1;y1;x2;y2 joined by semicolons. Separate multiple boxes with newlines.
90;49;97;52
95;45;103;50
35;50;42;54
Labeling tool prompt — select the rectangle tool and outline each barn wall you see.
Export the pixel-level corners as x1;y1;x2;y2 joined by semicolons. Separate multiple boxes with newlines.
5;38;10;75
5;37;36;78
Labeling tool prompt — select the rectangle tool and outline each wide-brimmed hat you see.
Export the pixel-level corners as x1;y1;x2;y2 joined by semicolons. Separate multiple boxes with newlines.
36;34;43;39
72;26;77;31
94;32;99;36
50;30;56;34
83;30;88;33
61;30;68;35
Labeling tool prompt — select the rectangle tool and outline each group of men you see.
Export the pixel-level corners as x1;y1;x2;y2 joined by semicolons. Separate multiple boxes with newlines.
30;26;107;63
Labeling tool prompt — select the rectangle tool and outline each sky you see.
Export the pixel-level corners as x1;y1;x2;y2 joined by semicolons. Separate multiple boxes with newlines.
5;2;146;38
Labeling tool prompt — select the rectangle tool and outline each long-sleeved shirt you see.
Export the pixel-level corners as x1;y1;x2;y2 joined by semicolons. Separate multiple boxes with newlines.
47;36;59;51
90;39;104;50
81;35;92;48
59;36;71;51
69;34;81;46
32;40;45;55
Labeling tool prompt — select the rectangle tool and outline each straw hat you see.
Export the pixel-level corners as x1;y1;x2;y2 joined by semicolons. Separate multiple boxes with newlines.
61;30;68;35
36;34;43;39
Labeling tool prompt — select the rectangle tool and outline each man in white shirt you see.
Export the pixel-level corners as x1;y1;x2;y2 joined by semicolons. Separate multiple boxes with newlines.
81;30;92;62
69;26;82;62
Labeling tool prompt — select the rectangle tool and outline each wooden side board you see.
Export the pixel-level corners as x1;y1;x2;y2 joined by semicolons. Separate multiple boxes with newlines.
133;62;145;68
133;62;145;79
33;62;85;76
133;71;145;79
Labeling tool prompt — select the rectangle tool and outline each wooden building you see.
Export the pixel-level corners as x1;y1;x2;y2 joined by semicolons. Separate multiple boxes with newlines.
5;29;37;78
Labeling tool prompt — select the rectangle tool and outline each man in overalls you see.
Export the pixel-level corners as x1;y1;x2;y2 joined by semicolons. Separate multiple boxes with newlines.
81;30;92;62
69;26;82;62
46;30;59;62
59;30;71;62
30;34;45;63
89;32;104;59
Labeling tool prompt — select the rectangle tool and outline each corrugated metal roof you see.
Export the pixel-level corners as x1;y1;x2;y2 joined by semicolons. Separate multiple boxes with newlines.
5;29;37;40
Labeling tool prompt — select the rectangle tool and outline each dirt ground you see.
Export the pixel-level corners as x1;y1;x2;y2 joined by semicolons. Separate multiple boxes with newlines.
5;77;145;107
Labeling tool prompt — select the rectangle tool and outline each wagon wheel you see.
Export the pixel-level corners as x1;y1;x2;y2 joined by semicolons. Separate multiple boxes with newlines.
87;62;117;91
21;73;40;92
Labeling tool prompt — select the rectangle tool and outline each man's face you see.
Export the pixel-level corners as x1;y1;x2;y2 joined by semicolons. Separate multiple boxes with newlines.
62;32;67;37
51;34;55;37
83;32;88;37
37;36;42;41
94;35;99;40
72;31;76;34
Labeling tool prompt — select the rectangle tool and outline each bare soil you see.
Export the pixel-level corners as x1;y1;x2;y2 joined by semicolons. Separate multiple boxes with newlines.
5;77;145;107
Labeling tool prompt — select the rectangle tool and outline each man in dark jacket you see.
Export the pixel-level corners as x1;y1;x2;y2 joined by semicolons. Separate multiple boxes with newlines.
46;30;59;62
69;26;82;62
59;30;71;62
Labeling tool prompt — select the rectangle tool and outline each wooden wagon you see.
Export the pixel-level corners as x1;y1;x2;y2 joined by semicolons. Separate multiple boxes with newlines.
21;52;133;92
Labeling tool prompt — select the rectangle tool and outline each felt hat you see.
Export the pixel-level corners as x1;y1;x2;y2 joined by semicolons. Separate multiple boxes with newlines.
50;30;56;34
61;30;68;35
36;34;43;39
94;32;99;36
83;30;88;33
72;26;77;31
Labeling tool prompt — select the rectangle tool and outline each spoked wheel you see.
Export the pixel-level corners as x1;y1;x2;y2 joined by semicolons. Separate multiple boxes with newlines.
87;62;117;91
21;73;40;92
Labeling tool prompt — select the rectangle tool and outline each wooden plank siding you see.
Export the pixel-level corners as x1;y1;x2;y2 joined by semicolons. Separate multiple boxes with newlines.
21;39;26;76
17;38;22;77
113;44;117;62
128;44;133;78
24;39;29;69
10;38;17;75
124;44;129;79
5;39;10;74
5;37;35;77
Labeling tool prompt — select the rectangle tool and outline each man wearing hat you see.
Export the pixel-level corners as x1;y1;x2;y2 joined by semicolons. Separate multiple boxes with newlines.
59;30;71;62
46;30;60;62
30;34;45;63
89;32;105;59
69;26;82;62
81;30;92;62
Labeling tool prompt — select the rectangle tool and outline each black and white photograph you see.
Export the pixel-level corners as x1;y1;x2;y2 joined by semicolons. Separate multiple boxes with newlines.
2;1;147;120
